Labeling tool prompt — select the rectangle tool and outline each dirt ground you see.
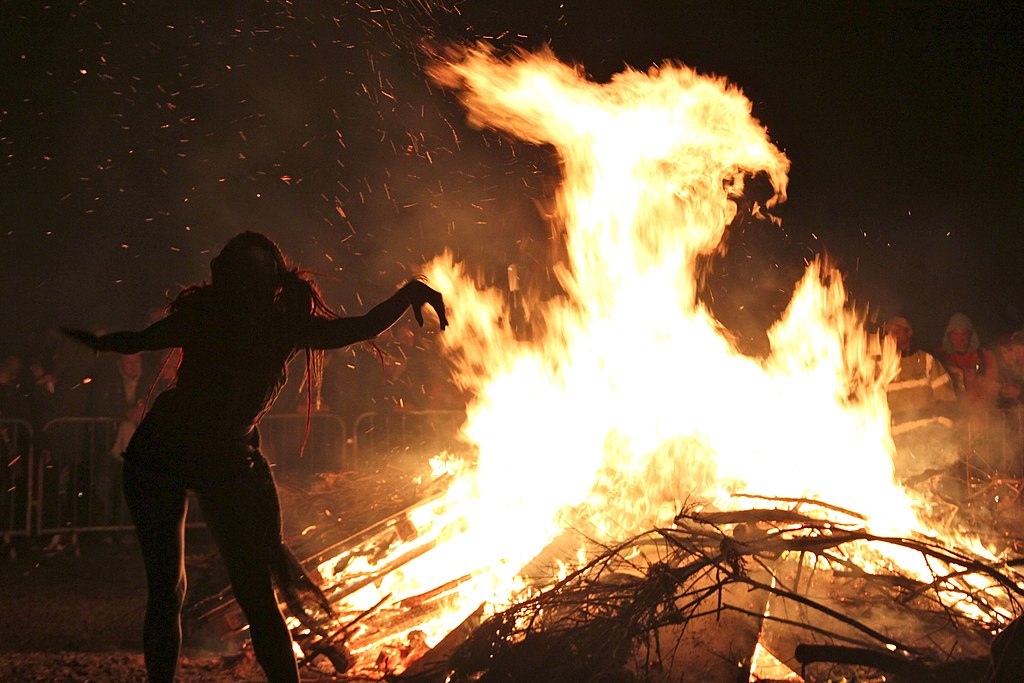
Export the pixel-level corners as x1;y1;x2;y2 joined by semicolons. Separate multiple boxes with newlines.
0;454;435;682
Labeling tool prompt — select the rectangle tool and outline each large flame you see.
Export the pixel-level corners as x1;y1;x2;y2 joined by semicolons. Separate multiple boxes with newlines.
426;45;912;536
315;46;1010;672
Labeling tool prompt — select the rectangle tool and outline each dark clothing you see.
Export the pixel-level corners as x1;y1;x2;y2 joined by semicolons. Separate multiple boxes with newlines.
69;272;438;682
124;408;266;487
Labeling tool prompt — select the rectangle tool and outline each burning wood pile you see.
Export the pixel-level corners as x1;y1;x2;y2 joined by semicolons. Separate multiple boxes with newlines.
424;499;1020;683
194;477;1024;682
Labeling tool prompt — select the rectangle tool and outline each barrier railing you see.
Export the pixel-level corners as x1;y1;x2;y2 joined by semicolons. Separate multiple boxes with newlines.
33;414;349;536
12;407;1024;538
37;417;141;535
260;413;349;475
0;419;34;538
351;409;466;466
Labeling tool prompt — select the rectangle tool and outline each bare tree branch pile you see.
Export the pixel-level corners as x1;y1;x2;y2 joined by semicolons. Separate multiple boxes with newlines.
420;500;1024;683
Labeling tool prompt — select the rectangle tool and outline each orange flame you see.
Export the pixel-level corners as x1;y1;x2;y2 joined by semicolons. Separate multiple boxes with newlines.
426;45;913;536
318;46;1012;673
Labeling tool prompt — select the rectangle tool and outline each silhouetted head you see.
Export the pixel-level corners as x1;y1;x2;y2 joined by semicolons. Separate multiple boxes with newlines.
210;231;286;301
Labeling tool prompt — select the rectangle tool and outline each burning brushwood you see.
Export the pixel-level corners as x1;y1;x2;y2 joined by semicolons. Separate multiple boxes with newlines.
194;472;1023;682
396;501;1020;683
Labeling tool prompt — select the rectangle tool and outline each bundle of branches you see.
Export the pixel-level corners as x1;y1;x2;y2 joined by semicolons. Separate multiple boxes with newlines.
435;500;1024;683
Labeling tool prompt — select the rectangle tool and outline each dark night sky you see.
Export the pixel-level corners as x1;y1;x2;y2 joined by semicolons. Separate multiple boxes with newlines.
3;1;1022;357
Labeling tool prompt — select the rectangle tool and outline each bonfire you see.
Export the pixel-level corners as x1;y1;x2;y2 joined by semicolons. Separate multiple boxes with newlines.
200;45;1024;683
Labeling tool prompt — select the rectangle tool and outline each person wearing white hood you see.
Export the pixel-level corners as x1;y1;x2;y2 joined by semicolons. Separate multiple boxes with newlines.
939;312;1001;465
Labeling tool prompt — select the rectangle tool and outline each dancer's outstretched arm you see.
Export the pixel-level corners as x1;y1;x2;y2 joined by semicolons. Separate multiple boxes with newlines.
301;279;447;349
62;315;186;354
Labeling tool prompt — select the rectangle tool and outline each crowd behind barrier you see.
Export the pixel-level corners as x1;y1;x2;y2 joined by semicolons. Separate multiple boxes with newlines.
5;420;1024;540
260;413;350;474
0;318;466;539
38;417;135;535
6;407;1024;540
0;410;464;539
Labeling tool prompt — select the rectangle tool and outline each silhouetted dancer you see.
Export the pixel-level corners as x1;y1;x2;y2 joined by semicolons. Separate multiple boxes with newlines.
63;231;448;683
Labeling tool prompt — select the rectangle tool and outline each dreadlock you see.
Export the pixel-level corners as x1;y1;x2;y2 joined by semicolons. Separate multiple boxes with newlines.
278;266;339;424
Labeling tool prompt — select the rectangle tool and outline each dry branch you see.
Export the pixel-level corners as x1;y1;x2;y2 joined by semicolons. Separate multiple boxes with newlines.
423;503;1022;683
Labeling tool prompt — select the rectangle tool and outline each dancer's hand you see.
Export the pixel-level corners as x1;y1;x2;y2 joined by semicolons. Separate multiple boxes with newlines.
402;279;448;331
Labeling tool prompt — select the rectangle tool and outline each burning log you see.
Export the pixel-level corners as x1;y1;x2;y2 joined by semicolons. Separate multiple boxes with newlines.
193;481;490;676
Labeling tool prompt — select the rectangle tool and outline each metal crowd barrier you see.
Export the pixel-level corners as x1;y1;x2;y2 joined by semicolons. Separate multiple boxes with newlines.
12;407;1024;538
958;409;1024;476
32;414;349;536
0;419;33;538
260;413;349;475
37;417;145;535
351;409;466;466
960;408;1024;507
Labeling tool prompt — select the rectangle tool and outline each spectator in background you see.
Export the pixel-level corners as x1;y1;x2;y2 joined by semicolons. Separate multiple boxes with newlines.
89;352;147;415
992;331;1024;475
21;356;57;430
53;325;104;417
994;331;1024;411
939;312;1002;471
0;355;25;419
939;313;1001;419
883;316;958;482
87;352;152;530
89;352;151;455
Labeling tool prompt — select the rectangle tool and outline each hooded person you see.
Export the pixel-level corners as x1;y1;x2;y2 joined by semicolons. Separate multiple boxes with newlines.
63;231;448;683
940;313;998;401
938;312;1001;464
